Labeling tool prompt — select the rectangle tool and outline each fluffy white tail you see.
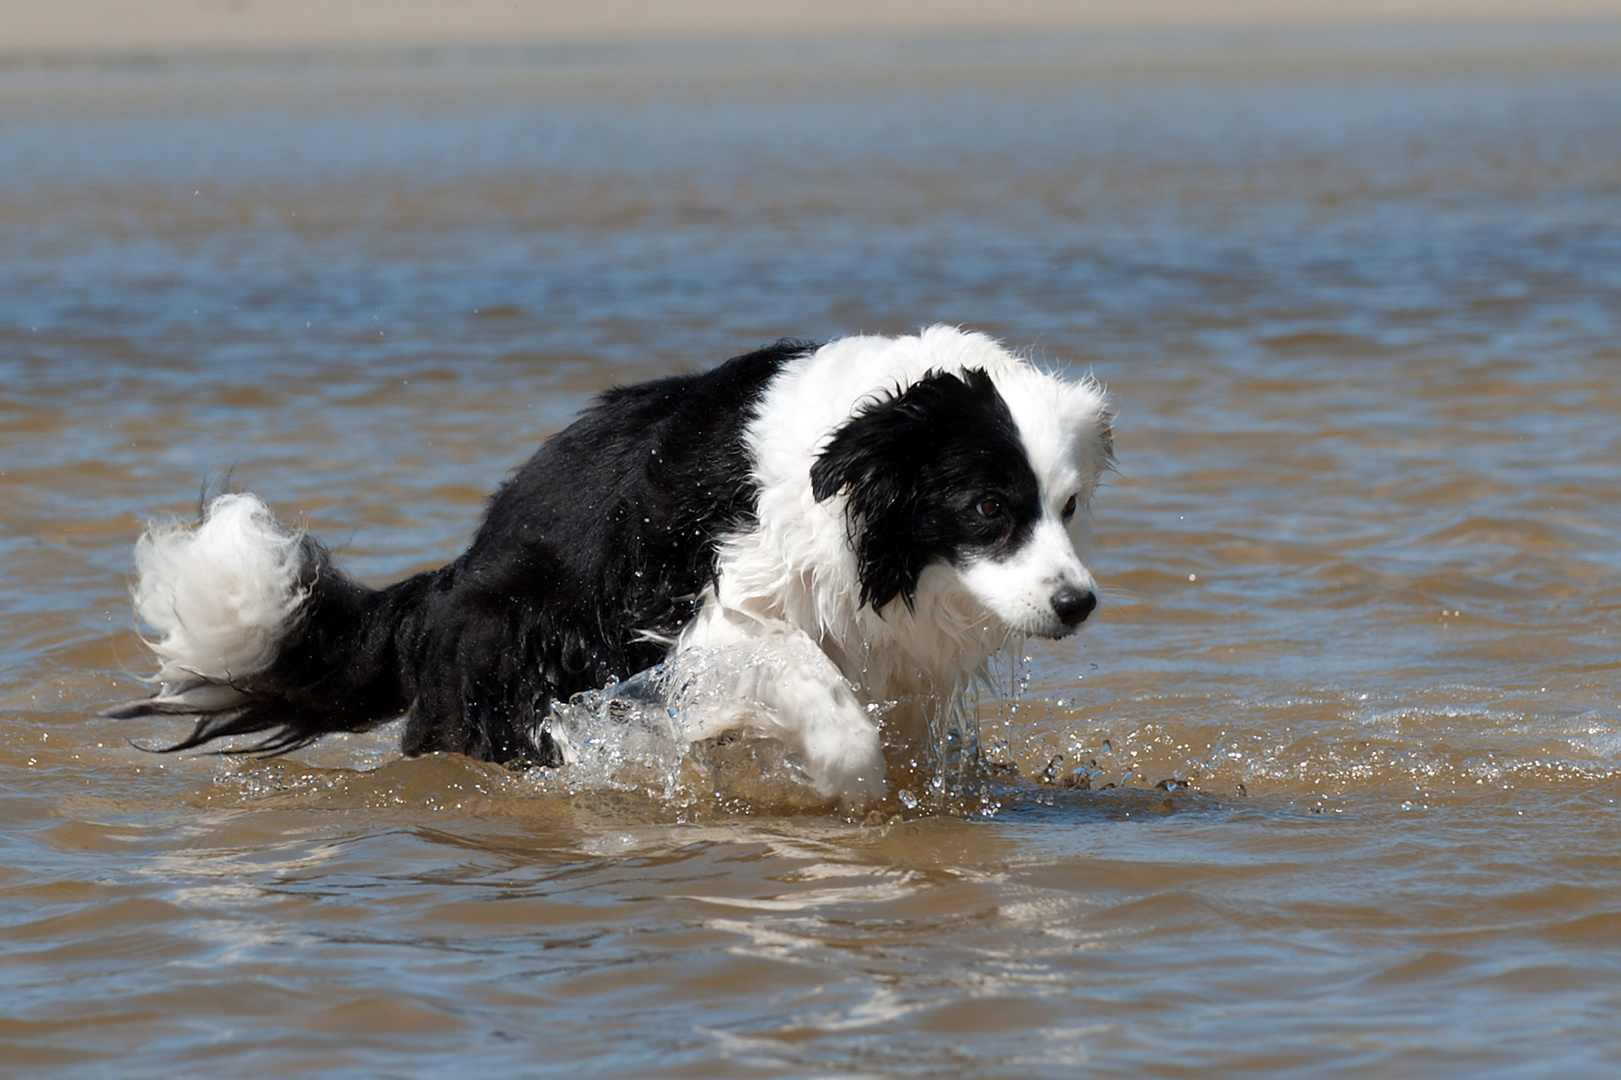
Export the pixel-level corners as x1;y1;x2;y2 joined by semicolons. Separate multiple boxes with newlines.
110;493;425;756
133;493;309;687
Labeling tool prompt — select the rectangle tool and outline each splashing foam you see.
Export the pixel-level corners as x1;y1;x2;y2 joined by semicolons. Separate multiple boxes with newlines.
538;642;1010;815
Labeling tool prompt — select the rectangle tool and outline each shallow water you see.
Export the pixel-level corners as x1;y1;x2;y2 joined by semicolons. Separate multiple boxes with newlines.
3;24;1621;1077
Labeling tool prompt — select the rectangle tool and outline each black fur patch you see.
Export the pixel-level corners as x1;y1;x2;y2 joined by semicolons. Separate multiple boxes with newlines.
397;339;810;761
810;367;1040;612
117;340;810;766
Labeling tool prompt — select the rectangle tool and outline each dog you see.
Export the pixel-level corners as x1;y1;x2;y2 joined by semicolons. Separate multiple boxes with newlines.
107;326;1113;807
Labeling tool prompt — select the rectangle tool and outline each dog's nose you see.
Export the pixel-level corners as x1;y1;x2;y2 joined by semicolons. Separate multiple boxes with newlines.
1051;587;1097;627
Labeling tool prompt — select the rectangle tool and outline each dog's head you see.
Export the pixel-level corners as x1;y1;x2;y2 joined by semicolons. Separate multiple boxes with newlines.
810;364;1112;639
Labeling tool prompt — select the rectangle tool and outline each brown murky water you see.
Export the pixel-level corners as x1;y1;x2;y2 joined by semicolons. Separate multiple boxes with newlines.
3;25;1621;1077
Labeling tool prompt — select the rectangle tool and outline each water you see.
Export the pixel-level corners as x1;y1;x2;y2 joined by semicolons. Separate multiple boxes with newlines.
3;24;1621;1076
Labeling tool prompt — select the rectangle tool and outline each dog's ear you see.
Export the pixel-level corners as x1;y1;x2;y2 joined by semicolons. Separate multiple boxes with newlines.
812;369;1001;611
810;387;923;510
811;385;931;612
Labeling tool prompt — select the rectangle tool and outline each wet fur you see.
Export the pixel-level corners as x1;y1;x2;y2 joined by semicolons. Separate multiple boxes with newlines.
108;327;1112;806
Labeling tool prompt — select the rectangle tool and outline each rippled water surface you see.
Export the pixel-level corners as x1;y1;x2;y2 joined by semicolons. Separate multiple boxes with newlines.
3;25;1621;1077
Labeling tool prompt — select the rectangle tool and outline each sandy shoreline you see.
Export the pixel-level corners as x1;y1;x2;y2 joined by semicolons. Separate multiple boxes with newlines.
5;0;1621;54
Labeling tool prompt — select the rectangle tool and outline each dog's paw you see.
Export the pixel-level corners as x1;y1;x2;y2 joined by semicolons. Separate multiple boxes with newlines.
802;721;887;810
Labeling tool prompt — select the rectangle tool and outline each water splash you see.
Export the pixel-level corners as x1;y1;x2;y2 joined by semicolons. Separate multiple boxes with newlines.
540;653;832;811
543;669;694;803
536;641;1039;816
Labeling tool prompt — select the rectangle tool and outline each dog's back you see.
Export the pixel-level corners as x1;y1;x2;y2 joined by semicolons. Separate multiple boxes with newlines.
108;340;804;764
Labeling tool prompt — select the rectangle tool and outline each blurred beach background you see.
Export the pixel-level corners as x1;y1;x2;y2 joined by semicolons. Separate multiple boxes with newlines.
3;2;1621;1077
8;0;1621;51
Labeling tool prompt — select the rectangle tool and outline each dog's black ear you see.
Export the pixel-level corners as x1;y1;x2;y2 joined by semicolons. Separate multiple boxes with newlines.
811;387;929;611
812;369;1002;611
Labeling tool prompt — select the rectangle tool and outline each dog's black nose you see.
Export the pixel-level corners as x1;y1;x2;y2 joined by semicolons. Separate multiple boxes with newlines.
1051;587;1097;627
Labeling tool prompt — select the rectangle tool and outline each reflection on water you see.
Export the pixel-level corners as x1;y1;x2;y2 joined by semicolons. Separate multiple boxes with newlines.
3;23;1621;1077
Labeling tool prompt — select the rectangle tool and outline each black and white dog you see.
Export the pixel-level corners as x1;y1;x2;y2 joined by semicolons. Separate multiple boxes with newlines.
110;327;1113;806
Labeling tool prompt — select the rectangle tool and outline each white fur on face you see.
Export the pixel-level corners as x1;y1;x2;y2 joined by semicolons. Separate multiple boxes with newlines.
954;363;1108;639
719;324;1112;657
957;515;1097;639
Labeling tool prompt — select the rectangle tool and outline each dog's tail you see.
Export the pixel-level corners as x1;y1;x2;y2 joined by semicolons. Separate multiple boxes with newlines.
104;493;432;757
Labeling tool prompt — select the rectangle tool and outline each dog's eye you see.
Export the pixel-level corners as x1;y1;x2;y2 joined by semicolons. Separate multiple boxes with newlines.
1061;495;1078;521
977;498;1002;519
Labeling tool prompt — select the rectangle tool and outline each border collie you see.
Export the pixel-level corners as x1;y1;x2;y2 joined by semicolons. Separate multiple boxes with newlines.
108;326;1113;807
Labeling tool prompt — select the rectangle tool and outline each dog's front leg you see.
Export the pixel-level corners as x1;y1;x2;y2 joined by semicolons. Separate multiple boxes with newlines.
668;612;886;809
